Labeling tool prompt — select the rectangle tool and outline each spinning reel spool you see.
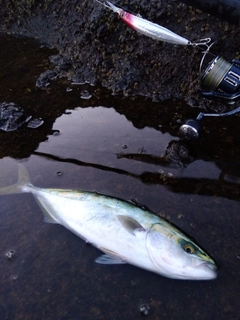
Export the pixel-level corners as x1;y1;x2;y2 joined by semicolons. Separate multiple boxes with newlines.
179;53;240;140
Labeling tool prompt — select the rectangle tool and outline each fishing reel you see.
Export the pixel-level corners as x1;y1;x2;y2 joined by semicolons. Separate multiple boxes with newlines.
179;56;240;140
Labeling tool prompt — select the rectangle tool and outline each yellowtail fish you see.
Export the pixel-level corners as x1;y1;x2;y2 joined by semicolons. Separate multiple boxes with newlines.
96;1;211;47
0;164;217;280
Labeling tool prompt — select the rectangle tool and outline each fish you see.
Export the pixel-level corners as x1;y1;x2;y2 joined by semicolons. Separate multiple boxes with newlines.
96;1;211;48
0;164;217;280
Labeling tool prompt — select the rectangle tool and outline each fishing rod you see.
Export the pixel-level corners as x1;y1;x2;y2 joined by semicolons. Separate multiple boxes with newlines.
96;1;240;140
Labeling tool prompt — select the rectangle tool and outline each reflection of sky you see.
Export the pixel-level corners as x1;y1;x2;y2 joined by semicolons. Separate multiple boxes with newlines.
36;105;221;180
37;106;171;171
182;159;221;179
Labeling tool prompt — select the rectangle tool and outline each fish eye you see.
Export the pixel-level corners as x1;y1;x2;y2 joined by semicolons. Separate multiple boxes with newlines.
184;244;195;254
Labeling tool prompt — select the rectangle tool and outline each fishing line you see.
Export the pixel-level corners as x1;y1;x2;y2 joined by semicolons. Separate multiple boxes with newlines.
95;0;137;15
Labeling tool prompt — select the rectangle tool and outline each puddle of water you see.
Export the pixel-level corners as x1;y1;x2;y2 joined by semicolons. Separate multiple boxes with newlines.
0;34;240;320
37;106;170;172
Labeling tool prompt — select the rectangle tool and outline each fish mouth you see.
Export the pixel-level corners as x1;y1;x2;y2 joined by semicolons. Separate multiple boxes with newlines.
192;255;217;271
199;261;217;271
196;261;217;279
190;258;217;279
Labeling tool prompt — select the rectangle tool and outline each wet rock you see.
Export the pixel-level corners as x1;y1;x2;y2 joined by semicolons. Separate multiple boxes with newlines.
49;54;72;71
140;304;150;316
80;90;92;99
5;250;16;260
0;102;31;132
27;118;44;129
0;102;44;131
36;69;58;88
165;141;194;168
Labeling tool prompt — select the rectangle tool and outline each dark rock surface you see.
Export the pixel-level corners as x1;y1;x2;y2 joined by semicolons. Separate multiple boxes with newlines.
0;102;43;131
0;102;31;131
0;0;240;107
181;0;240;23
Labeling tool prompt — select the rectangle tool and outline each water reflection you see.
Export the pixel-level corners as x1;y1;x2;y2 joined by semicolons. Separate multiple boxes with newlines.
0;33;240;200
27;105;239;201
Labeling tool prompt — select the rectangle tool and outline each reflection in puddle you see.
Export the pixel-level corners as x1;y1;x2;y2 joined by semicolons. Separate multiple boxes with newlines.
30;106;238;201
38;106;169;168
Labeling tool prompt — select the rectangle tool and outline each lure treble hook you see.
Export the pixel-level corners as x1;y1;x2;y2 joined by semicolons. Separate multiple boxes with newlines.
191;37;212;51
198;40;216;74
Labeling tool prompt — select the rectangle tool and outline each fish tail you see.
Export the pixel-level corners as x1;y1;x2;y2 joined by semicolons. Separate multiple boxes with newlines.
0;164;31;195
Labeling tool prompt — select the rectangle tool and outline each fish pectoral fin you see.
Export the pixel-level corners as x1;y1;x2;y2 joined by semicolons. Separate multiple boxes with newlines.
95;254;126;265
95;247;126;264
44;215;58;224
117;215;145;236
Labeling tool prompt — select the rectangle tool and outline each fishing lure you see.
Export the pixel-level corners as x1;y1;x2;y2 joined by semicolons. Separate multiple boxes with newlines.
96;1;211;48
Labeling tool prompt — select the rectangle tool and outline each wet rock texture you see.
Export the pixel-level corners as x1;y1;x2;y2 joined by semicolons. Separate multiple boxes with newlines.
0;102;43;131
0;0;240;105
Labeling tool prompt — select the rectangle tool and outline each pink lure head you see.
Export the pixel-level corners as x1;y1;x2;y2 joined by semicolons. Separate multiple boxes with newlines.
118;9;134;29
106;2;134;29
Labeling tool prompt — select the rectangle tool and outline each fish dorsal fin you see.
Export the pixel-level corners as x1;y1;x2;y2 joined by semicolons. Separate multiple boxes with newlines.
117;215;145;235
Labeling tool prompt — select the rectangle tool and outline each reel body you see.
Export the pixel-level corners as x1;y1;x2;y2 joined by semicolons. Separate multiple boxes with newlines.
179;56;240;140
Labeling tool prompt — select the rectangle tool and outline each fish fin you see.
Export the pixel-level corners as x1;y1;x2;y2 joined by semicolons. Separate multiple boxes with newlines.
117;215;145;235
0;164;31;195
95;254;126;265
33;195;59;224
96;247;126;264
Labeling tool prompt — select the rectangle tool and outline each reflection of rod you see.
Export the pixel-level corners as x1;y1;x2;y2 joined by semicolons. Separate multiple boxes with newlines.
33;151;135;177
180;0;240;23
33;151;240;201
117;152;169;166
